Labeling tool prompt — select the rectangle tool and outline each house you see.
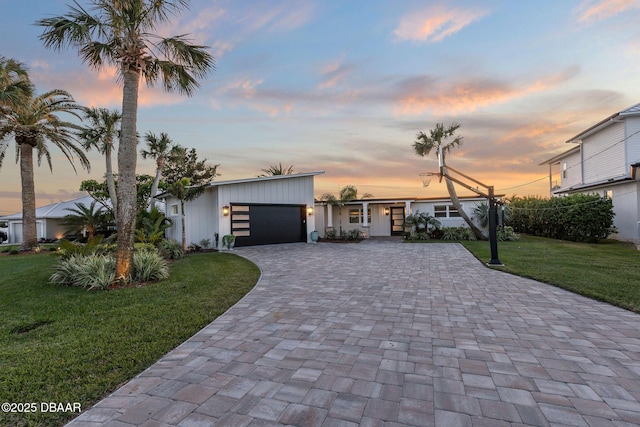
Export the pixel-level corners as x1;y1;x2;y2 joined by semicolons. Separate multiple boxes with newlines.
161;172;324;248
0;194;100;244
541;103;640;242
314;196;487;238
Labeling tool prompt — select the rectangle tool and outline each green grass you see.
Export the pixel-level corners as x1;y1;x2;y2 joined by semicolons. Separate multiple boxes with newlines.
462;235;640;313
0;252;260;427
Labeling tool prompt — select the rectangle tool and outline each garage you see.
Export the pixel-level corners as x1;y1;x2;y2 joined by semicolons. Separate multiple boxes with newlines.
231;203;307;247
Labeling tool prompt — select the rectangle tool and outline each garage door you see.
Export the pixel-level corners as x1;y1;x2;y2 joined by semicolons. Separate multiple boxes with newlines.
231;204;307;247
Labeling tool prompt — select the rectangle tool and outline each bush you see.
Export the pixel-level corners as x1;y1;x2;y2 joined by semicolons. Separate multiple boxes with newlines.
344;229;363;240
407;232;430;240
498;226;520;241
441;227;477;241
50;254;115;290
158;239;184;260
133;251;169;283
508;194;615;242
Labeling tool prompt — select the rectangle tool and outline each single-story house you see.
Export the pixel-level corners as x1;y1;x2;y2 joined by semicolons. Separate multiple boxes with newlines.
0;194;98;244
314;196;487;238
541;102;640;242
161;171;324;248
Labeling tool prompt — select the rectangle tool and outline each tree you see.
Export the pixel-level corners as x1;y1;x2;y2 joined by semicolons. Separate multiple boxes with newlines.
38;0;215;281
78;107;121;218
0;89;89;250
319;185;373;235
0;57;33;113
61;201;108;239
80;173;156;215
258;163;294;177
162;145;219;251
413;123;487;240
141;131;173;210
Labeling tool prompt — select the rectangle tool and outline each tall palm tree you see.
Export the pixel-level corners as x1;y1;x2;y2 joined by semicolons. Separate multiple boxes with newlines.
78;107;121;218
141;131;173;210
38;0;215;281
319;185;373;236
413;122;486;240
0;89;89;250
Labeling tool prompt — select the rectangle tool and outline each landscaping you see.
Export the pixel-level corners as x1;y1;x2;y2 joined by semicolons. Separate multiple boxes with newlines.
0;251;260;427
462;235;640;313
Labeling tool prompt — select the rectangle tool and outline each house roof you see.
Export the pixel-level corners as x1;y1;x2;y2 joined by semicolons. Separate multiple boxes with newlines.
566;102;640;144
156;171;326;198
315;196;488;205
553;175;634;194
539;145;581;165
0;194;102;220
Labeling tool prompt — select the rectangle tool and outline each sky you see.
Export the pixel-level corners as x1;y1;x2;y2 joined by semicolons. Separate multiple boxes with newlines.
2;0;640;215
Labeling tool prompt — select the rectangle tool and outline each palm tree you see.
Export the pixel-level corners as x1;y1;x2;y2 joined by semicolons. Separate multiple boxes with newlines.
62;201;107;239
0;57;33;112
0;89;89;250
38;0;215;281
78;107;121;218
141;131;173;210
258;163;294;177
413;122;486;240
319;185;373;236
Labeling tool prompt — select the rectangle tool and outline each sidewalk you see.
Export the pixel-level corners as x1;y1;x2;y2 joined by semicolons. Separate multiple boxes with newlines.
68;242;640;426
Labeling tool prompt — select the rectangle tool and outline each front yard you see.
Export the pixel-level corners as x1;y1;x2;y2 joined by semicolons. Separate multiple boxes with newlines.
0;251;260;427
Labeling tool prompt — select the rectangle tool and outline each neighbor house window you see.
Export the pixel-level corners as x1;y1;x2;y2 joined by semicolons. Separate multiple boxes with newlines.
562;162;568;179
434;205;460;218
170;204;179;215
605;190;613;199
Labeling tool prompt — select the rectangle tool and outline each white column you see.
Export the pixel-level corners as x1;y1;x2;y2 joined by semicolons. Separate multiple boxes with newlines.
362;202;369;226
405;201;412;215
327;204;334;227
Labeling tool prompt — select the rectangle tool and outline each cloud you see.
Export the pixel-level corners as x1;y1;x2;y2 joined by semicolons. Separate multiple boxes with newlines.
575;0;640;23
237;1;314;33
393;5;488;43
317;57;357;90
393;66;580;115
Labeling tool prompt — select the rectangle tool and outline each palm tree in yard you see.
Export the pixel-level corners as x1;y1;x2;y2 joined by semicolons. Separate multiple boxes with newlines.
78;107;121;219
0;57;33;112
141;131;173;210
62;201;107;239
258;163;294;177
413;122;486;240
0;89;89;250
37;0;215;281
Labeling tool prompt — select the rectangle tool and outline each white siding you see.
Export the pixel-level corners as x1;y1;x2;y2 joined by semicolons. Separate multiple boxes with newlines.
582;122;625;183
625;116;640;167
606;181;640;242
559;149;582;190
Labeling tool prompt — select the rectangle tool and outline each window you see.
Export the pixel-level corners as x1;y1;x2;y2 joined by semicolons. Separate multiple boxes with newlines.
434;205;460;218
562;162;567;179
349;209;360;223
170;204;179;215
605;189;613;199
348;208;372;223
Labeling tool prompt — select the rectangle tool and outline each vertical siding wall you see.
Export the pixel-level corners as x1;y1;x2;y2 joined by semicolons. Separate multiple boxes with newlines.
626;116;640;167
582;122;625;183
560;150;583;190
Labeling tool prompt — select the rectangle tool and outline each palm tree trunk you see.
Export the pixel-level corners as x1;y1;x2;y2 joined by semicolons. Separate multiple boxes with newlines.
443;168;487;240
148;167;161;211
115;68;140;281
104;146;118;222
19;143;38;250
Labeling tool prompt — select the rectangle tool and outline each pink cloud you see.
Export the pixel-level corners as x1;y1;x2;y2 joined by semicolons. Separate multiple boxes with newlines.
575;0;640;23
394;5;488;43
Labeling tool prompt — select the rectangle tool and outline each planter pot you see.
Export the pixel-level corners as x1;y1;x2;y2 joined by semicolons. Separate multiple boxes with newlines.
310;231;319;243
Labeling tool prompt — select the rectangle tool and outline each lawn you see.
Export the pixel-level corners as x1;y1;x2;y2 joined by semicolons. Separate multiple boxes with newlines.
0;251;260;427
462;235;640;313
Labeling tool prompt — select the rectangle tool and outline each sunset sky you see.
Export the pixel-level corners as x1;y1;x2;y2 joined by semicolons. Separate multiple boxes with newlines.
2;0;640;215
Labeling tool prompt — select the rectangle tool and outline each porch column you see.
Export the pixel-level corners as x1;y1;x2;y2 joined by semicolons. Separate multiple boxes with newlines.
405;201;412;215
326;204;333;228
362;202;369;226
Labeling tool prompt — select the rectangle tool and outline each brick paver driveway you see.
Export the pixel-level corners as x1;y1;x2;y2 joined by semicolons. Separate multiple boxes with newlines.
69;242;640;426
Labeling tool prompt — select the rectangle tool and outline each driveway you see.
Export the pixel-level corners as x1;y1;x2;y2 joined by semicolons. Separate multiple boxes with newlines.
68;241;640;426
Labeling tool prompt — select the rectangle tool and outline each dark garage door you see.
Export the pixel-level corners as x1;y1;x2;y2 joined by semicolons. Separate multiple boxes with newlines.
231;204;307;247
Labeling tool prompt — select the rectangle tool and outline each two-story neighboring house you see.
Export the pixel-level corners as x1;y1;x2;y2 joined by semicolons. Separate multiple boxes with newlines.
541;103;640;242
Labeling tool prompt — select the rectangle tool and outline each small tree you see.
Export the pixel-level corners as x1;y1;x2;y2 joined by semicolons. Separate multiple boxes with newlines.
61;201;109;239
319;185;373;236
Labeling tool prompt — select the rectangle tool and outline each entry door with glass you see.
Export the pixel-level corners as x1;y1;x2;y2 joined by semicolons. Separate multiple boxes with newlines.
390;206;405;236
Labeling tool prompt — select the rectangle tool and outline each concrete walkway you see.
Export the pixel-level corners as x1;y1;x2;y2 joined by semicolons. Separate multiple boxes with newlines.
68;242;640;426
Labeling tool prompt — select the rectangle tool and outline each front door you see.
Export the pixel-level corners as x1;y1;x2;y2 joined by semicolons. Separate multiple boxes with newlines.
390;207;405;236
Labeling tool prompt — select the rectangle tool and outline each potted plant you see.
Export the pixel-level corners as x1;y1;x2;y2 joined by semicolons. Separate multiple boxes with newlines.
221;234;235;250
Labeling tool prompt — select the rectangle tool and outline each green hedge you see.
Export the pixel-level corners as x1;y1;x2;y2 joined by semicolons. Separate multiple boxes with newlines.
508;194;615;242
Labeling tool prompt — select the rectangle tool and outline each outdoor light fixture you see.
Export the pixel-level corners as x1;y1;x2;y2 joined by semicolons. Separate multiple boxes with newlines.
307;207;314;215
222;205;230;216
384;208;390;216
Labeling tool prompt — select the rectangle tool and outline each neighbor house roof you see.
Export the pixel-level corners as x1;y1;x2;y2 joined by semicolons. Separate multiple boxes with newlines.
539;145;581;165
566;102;640;144
0;195;100;220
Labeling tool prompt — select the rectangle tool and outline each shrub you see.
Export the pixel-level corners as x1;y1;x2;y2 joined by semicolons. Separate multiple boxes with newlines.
325;229;337;239
441;227;477;241
133;251;169;283
344;229;363;240
50;254;115;290
56;236;106;259
508;194;615;242
498;226;520;241
134;242;157;253
199;238;211;249
408;232;430;240
158;239;184;260
405;211;441;234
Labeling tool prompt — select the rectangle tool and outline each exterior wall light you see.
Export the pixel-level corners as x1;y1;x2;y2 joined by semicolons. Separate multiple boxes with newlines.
384;207;390;216
307;206;314;215
223;205;230;216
